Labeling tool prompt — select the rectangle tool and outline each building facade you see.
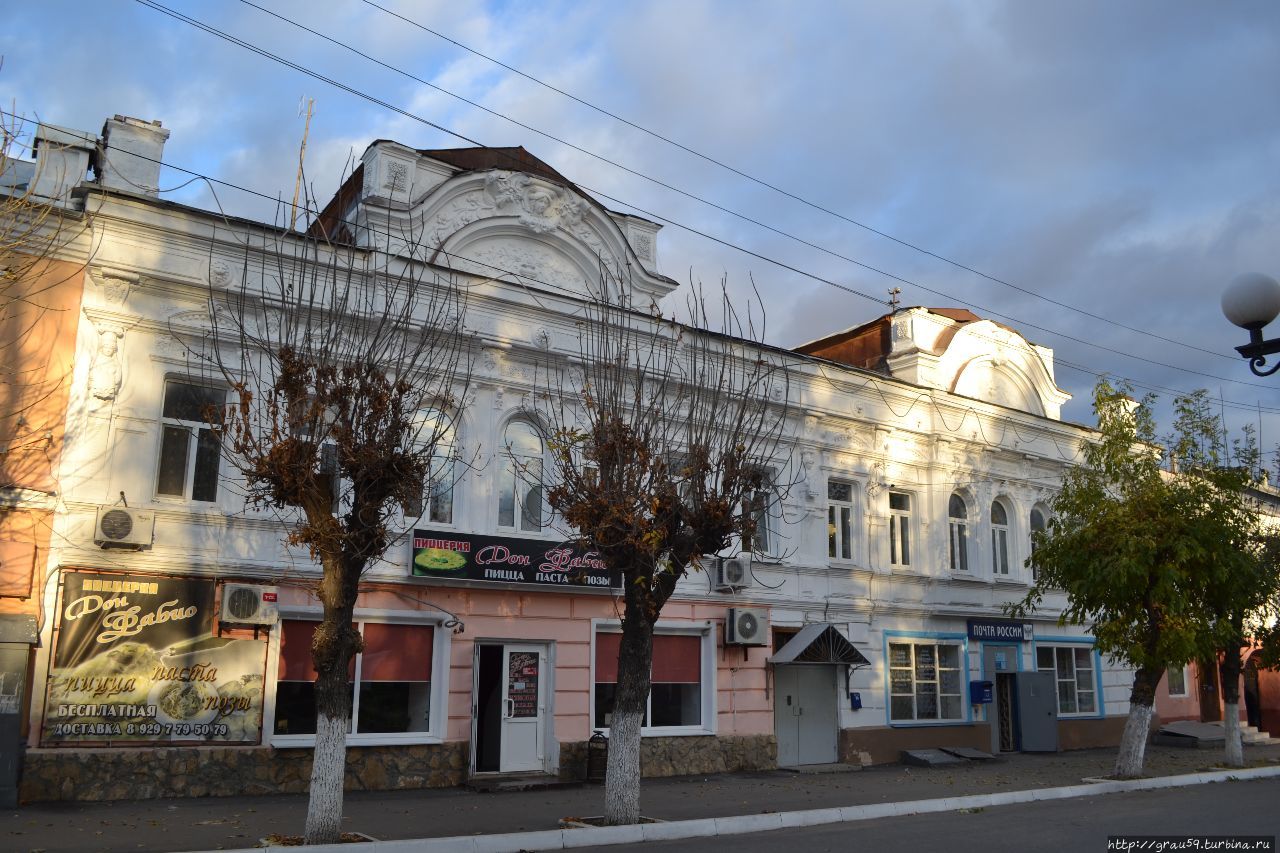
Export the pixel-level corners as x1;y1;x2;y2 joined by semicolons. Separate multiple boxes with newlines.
6;114;1132;803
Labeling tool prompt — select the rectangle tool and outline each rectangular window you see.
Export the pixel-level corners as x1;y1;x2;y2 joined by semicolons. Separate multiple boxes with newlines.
744;487;771;554
156;380;225;502
888;641;963;722
1166;665;1187;697
888;491;911;567
274;619;433;737
827;480;854;561
1037;645;1097;715
594;631;703;731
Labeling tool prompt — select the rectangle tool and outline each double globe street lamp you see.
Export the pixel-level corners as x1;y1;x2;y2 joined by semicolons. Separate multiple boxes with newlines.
1222;272;1280;377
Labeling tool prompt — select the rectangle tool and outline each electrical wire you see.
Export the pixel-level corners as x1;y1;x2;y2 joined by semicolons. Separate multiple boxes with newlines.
356;0;1235;363
130;0;1280;397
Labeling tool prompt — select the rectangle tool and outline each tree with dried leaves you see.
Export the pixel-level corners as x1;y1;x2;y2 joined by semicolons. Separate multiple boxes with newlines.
200;195;474;844
536;273;791;825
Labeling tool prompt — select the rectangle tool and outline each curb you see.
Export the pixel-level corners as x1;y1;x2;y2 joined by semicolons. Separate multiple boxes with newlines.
206;765;1280;853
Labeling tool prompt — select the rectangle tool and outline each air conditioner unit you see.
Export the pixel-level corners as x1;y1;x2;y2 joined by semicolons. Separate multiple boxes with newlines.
220;584;280;626
93;506;155;548
716;554;752;591
726;607;768;646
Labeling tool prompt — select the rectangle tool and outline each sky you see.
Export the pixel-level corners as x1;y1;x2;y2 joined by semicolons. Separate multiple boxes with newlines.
3;0;1280;450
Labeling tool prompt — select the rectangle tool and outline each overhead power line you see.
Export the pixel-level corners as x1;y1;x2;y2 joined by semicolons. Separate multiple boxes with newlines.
357;0;1234;364
131;0;1280;396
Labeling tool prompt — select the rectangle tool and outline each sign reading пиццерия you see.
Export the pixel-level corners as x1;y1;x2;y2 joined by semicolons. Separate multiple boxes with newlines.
412;530;620;589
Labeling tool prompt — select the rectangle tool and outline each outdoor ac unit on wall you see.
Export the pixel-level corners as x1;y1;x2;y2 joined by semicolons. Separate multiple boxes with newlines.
716;554;752;591
220;584;280;626
93;506;155;548
726;607;768;646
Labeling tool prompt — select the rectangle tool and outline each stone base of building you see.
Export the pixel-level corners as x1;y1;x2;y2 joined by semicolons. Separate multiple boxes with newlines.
840;718;1129;766
557;734;776;780
19;742;469;803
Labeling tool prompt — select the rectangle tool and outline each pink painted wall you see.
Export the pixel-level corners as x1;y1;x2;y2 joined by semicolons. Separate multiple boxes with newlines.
326;585;772;744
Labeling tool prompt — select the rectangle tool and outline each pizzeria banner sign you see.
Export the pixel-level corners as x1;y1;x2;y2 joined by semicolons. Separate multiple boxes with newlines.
43;571;265;745
413;530;621;589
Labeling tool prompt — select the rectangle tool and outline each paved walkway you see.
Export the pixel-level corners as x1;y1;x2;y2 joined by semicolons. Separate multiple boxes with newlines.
6;742;1279;852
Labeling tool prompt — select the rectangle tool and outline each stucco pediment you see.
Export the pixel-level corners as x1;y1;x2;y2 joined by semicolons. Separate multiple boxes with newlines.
940;320;1070;419
411;169;675;304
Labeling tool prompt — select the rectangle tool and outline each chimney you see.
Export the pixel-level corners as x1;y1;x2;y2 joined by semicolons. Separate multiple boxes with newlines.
30;123;97;205
98;115;169;196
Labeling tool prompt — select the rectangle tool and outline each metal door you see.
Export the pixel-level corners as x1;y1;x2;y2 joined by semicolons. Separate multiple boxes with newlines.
1015;670;1059;752
499;645;545;772
983;644;1018;753
773;665;838;766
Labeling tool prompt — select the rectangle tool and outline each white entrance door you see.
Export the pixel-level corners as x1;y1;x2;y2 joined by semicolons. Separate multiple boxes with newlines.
500;644;546;772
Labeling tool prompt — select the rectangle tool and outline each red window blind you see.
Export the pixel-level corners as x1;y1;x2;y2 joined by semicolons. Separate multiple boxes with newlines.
652;634;700;683
595;632;700;683
595;632;621;683
360;623;433;681
277;620;355;680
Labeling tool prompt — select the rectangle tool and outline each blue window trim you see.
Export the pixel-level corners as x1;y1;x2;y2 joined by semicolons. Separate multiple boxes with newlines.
883;631;971;727
1031;636;1105;719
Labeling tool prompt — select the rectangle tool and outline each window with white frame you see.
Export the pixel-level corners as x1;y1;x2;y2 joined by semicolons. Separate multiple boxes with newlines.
406;407;456;524
1029;507;1047;580
156;380;225;502
888;491;911;567
948;493;969;572
888;640;964;721
594;631;705;730
498;420;544;532
1036;644;1097;715
742;467;774;554
274;619;434;737
991;500;1010;575
1166;665;1188;697
827;480;855;560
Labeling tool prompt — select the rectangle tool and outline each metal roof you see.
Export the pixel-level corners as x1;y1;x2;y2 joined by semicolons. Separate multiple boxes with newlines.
769;623;870;667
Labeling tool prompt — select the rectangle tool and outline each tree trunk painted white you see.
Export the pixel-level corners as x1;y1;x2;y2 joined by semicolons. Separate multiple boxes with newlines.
1223;702;1244;767
603;707;643;825
1113;701;1153;778
304;711;349;844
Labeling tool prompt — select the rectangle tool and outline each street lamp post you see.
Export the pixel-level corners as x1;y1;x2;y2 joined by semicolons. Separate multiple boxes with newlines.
1222;272;1280;377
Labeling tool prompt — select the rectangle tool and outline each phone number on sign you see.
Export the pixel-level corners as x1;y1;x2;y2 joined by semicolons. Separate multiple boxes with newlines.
126;722;230;737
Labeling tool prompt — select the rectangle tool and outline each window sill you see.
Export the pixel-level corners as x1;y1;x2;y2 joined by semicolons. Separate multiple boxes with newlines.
593;726;715;739
271;732;442;749
992;576;1026;587
947;571;987;584
887;719;971;728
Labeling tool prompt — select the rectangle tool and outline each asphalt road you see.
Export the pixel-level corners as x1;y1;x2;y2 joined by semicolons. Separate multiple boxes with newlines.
573;777;1280;853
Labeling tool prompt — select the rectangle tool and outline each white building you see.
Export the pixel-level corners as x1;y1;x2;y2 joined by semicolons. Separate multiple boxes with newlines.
10;114;1127;802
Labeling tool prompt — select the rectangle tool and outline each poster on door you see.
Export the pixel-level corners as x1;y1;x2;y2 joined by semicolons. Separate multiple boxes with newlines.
507;652;539;718
42;571;265;745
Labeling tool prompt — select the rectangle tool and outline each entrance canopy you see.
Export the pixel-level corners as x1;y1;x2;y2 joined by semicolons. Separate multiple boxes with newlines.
769;623;870;667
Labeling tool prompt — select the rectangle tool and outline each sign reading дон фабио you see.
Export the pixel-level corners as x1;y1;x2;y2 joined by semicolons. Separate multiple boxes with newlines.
966;618;1034;643
412;530;620;589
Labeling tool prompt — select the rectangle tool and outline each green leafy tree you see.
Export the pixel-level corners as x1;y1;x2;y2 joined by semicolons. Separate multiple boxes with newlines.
1009;380;1259;778
1170;398;1280;767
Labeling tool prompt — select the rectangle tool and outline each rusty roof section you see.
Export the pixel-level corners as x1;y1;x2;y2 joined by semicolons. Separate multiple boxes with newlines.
795;307;987;371
415;146;579;190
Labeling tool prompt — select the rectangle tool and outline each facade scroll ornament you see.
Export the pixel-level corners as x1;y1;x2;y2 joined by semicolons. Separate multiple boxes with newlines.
91;268;136;307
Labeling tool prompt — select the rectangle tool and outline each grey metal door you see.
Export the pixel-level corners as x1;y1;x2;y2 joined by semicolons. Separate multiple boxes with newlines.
773;665;838;766
1015;670;1059;752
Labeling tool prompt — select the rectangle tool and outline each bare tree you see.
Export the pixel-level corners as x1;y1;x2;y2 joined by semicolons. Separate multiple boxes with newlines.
197;188;474;844
537;271;791;825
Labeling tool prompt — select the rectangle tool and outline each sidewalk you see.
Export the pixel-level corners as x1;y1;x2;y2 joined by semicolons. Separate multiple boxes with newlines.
6;742;1280;853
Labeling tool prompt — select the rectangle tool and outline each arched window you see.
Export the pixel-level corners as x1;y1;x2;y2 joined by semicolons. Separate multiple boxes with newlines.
499;420;544;532
408;408;456;524
1029;507;1047;580
991;500;1010;575
948;493;969;572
